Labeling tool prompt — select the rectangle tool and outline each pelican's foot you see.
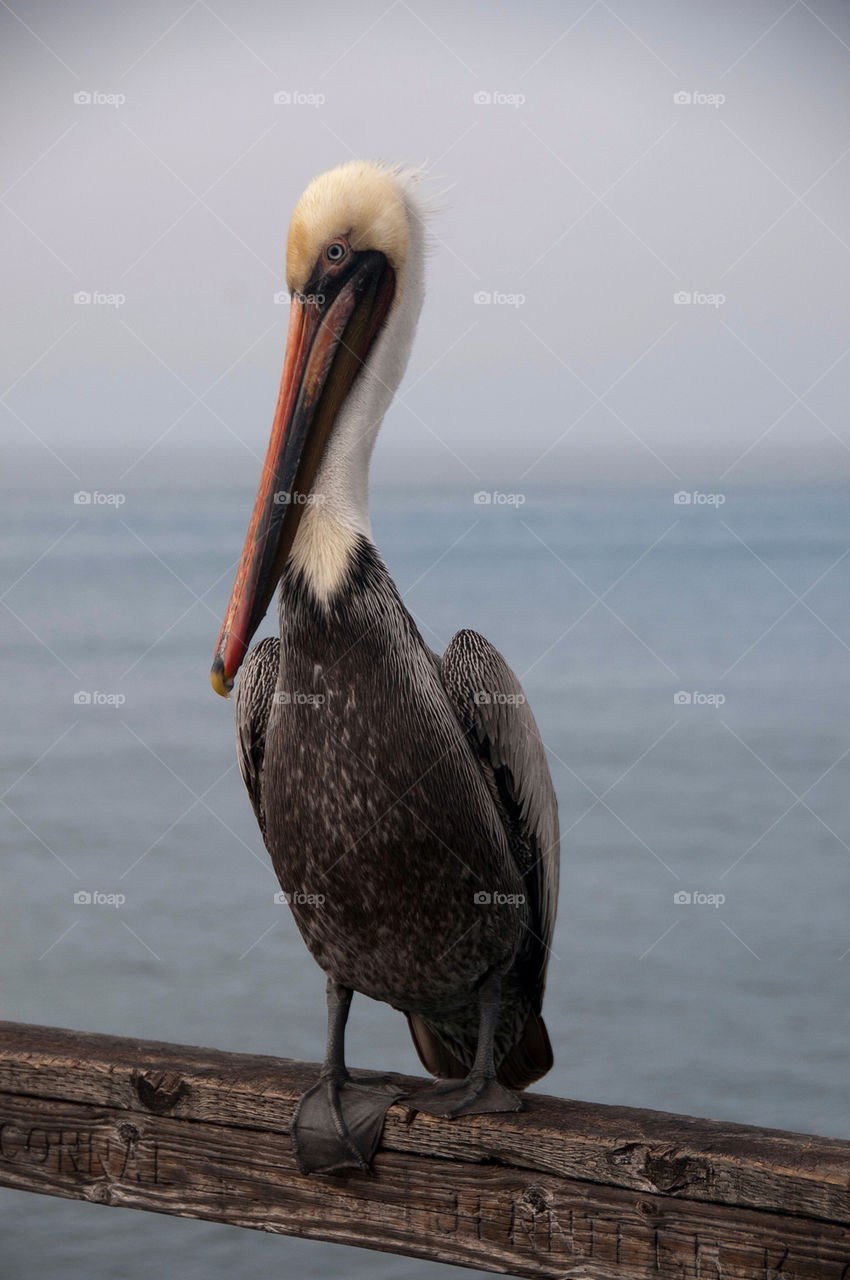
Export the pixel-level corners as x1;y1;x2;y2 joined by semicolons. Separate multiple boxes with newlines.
290;1071;406;1175
408;1072;523;1119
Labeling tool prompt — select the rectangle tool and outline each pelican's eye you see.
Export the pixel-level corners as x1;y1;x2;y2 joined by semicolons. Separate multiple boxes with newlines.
325;240;347;263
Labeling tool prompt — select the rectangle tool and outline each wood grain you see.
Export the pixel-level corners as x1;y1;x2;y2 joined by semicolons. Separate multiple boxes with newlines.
1;1021;849;1278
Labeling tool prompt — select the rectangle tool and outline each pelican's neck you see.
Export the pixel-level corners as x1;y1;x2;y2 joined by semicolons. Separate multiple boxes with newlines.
289;175;427;604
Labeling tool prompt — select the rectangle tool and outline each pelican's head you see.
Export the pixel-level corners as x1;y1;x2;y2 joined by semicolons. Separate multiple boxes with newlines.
211;160;423;697
286;159;412;302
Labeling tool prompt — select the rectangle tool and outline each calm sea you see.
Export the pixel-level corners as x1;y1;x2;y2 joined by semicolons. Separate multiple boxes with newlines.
2;482;849;1279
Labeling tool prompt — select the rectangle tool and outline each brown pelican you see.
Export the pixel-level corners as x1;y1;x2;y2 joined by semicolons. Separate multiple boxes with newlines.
211;161;559;1175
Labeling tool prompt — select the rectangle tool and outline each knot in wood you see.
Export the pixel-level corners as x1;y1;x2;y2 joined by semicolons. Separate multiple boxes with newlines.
134;1069;187;1115
520;1186;551;1214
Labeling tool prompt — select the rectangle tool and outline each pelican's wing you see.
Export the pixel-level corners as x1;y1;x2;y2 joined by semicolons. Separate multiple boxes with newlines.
233;636;279;840
440;629;560;1004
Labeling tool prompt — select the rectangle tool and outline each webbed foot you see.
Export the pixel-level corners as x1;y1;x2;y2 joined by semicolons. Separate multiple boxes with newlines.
291;1071;405;1174
407;1073;523;1118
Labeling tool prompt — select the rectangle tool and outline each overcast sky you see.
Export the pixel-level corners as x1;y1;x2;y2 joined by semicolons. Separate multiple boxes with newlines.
3;0;850;492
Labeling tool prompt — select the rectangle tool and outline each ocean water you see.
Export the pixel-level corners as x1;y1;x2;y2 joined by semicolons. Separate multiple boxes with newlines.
2;481;850;1279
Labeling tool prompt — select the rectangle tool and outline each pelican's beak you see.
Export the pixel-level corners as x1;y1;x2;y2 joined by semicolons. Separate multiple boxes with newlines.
211;250;395;696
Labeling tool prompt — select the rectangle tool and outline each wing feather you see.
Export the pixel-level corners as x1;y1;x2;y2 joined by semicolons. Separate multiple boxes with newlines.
440;629;559;1009
233;636;279;840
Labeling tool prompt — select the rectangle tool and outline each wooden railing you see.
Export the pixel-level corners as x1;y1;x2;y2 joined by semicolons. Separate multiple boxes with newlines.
0;1021;848;1278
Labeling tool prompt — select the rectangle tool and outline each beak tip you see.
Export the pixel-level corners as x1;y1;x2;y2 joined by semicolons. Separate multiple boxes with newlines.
210;659;233;699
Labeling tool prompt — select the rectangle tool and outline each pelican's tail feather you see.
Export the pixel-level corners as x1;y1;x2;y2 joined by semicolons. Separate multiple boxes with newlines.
406;1009;553;1092
495;1009;553;1090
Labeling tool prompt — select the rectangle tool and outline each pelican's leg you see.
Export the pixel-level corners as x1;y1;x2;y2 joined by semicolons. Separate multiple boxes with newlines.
408;971;523;1118
290;978;405;1175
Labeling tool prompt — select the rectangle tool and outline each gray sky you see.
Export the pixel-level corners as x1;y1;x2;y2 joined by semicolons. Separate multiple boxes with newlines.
3;0;850;491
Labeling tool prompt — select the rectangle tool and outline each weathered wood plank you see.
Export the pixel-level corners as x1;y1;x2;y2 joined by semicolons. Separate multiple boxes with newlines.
1;1022;849;1279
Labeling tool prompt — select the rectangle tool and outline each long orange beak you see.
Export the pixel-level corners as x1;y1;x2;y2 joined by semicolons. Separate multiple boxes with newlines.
211;251;395;696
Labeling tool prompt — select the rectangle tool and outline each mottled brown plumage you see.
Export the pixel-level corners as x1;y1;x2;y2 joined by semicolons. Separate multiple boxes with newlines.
235;537;558;1085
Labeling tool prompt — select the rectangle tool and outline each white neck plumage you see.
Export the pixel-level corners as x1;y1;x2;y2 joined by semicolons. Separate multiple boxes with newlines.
288;177;427;604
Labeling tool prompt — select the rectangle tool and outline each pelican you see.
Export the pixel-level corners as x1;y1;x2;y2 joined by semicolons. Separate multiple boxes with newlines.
211;160;559;1175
